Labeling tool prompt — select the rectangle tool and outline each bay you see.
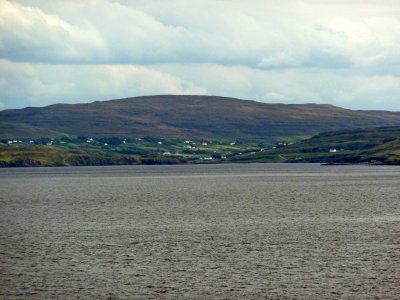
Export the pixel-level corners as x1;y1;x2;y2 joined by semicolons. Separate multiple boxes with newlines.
1;164;399;299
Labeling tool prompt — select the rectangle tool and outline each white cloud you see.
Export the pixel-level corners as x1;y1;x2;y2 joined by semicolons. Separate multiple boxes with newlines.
152;63;400;110
333;75;400;109
0;0;108;63
0;0;399;110
264;92;288;102
4;0;398;68
1;58;399;111
259;52;302;68
0;59;206;108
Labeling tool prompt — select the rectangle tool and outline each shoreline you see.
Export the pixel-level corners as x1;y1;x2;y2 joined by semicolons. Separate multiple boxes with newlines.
1;161;399;168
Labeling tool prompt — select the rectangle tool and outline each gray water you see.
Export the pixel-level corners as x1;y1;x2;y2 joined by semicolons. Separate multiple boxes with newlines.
0;163;399;299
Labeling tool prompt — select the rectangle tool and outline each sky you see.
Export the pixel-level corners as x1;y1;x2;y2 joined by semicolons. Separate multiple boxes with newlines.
0;0;399;111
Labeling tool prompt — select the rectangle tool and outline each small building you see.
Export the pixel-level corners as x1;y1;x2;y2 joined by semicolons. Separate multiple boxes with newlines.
329;148;337;153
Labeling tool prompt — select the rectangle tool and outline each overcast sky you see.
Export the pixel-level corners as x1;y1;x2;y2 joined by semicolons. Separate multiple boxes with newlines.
1;0;399;110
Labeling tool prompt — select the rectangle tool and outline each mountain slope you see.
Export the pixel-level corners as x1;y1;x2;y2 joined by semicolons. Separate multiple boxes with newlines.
1;95;400;139
232;126;400;164
360;138;400;163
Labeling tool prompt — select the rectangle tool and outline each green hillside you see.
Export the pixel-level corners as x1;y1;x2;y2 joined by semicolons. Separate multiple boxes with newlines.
231;126;400;164
1;126;399;167
0;136;261;167
360;139;400;163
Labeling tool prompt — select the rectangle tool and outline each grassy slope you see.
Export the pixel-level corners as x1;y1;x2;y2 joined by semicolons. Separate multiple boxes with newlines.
360;139;400;163
1;126;399;166
0;137;260;167
0;145;142;167
0;146;65;166
231;126;400;164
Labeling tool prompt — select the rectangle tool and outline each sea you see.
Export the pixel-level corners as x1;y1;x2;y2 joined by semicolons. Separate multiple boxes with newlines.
0;163;399;299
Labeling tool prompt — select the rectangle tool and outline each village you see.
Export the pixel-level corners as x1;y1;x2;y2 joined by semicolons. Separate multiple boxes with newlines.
0;135;275;162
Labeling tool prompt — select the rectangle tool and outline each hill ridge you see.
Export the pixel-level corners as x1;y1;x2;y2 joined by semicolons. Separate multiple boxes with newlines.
1;95;400;139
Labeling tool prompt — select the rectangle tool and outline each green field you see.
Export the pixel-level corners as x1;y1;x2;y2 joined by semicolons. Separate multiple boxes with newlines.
0;136;269;167
1;126;399;167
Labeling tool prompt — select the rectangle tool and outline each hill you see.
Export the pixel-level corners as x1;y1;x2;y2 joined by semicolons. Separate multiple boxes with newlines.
232;126;400;164
1;95;400;140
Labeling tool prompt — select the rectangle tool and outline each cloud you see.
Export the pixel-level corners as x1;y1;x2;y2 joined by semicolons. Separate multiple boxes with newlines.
152;63;400;110
1;58;399;111
0;0;108;63
0;59;206;108
3;0;399;68
259;53;302;68
0;0;399;110
333;75;400;110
